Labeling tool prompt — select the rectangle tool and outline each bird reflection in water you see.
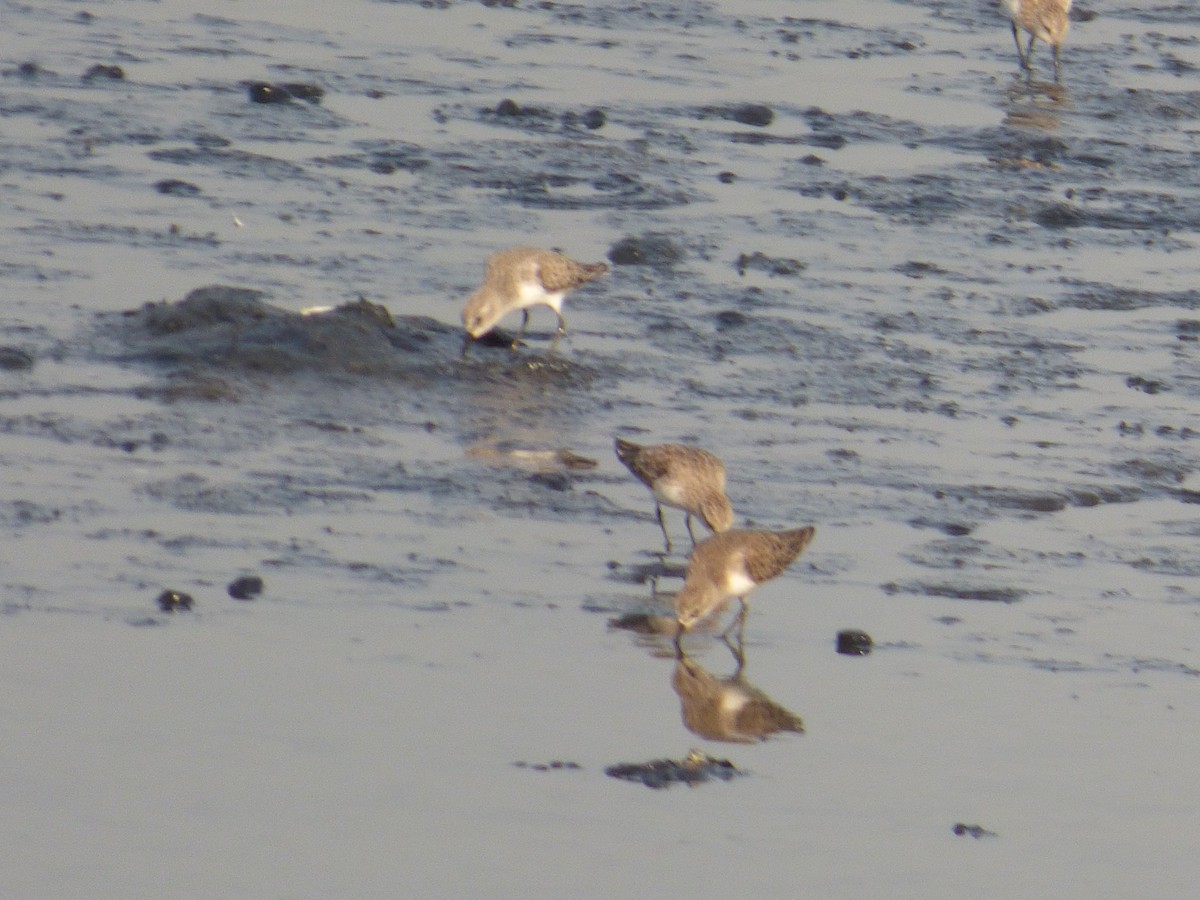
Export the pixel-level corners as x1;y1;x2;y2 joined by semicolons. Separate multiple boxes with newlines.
671;638;804;744
1002;77;1069;135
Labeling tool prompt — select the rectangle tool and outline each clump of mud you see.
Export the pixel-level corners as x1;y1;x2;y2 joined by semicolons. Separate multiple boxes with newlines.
605;749;745;789
90;285;599;401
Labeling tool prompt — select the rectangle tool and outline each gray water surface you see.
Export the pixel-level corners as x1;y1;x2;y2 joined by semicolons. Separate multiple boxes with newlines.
2;2;1198;897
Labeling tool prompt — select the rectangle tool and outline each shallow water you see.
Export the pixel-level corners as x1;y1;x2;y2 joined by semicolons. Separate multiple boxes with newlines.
2;1;1200;897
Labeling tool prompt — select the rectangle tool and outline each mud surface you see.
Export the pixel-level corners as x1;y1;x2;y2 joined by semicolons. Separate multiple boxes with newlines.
2;2;1199;898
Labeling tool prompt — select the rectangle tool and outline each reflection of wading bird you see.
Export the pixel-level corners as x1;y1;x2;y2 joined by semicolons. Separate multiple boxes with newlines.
672;646;804;743
461;247;608;349
674;527;816;636
1003;0;1071;81
614;438;734;554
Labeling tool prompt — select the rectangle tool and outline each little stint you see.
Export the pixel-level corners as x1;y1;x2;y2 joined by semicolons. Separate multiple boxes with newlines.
614;437;734;553
461;246;608;347
1003;0;1071;80
674;526;816;634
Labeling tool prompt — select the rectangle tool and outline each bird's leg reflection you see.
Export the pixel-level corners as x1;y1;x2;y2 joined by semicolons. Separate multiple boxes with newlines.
720;628;746;675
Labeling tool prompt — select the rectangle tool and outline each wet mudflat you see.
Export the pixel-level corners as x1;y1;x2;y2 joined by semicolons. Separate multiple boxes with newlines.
2;1;1199;897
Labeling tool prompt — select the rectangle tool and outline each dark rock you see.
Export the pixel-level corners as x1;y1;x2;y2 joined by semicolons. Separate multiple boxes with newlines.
836;629;873;656
156;590;194;612
491;98;554;120
562;108;606;130
14;61;50;79
82;64;125;82
731;103;773;127
579;108;606;129
247;82;293;104
228;575;265;600
714;310;749;330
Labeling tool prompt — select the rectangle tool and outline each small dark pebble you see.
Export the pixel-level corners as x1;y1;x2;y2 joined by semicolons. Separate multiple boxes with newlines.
82;64;124;82
714;310;749;330
606;750;743;789
717;171;737;183
487;98;553;122
13;61;52;79
156;590;194;612
0;347;35;371
836;629;874;656
247;81;293;104
731;103;773;127
953;822;998;839
155;179;202;197
490;97;556;121
227;575;265;601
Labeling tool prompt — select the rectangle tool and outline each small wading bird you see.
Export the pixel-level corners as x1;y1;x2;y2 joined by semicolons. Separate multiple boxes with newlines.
674;526;816;638
614;437;734;553
461;246;608;349
1003;0;1072;81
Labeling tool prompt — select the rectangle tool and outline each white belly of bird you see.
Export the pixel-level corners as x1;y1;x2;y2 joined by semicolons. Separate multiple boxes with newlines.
723;568;758;598
517;281;563;311
654;480;689;509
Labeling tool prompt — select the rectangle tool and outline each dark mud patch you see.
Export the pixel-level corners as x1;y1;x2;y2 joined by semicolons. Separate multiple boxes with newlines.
883;581;1028;604
605;750;745;789
91;285;604;403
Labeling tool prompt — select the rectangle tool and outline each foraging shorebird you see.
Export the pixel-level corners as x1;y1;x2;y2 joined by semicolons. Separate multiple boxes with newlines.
674;526;816;634
461;247;608;348
614;437;734;553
